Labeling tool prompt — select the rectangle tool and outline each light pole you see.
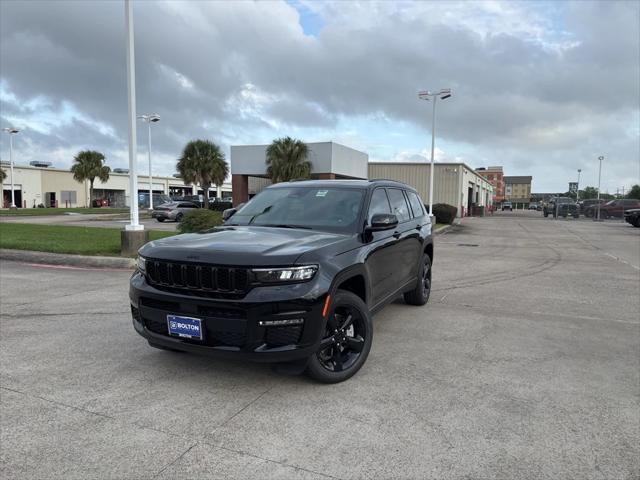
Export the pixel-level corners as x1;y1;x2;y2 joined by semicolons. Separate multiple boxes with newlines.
124;0;142;232
418;88;452;217
596;156;604;221
137;114;160;210
2;127;19;209
576;169;581;204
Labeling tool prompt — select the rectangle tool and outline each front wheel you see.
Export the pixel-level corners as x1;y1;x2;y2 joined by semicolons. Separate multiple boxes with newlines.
306;290;373;383
156;217;165;223
175;212;184;222
404;253;432;306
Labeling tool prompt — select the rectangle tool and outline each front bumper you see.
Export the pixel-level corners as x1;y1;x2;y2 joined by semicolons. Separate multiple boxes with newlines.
129;271;327;363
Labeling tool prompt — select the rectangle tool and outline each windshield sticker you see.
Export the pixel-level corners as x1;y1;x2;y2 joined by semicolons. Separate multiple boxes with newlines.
316;190;328;197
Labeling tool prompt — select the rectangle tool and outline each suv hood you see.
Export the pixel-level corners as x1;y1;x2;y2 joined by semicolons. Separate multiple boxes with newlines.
139;226;350;266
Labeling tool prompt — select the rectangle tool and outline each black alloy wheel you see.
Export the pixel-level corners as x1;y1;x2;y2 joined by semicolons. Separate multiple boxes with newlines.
175;212;184;222
306;290;372;383
404;253;432;305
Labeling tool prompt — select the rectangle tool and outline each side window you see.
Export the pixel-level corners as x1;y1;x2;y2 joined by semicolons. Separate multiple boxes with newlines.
407;191;425;218
368;188;391;221
386;188;411;222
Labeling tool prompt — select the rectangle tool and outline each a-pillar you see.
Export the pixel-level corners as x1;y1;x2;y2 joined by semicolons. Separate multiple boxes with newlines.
232;174;249;206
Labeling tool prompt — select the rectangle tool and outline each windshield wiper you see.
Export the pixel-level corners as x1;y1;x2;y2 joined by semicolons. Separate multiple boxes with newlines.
261;224;313;230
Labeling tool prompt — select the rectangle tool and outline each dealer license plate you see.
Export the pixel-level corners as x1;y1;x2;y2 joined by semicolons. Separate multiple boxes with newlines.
167;315;203;340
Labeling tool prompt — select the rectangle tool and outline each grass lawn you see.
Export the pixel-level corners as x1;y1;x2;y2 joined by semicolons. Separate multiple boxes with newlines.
0;223;175;257
0;208;130;216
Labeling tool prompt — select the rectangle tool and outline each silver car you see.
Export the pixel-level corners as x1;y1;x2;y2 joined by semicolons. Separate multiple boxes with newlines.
151;201;199;222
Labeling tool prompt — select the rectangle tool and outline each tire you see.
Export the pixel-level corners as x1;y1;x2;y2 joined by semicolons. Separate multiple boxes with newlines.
175;213;184;222
156;217;165;223
600;211;609;220
306;290;373;384
404;253;432;306
633;218;640;228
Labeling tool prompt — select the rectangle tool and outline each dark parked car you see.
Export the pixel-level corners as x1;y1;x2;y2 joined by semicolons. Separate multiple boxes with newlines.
586;199;640;219
543;197;579;218
151;201;200;222
623;208;640;227
579;198;606;216
130;180;434;383
502;202;512;211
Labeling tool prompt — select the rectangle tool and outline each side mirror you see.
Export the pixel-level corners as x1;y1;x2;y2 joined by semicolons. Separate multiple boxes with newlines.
222;203;245;221
222;207;237;221
367;213;398;232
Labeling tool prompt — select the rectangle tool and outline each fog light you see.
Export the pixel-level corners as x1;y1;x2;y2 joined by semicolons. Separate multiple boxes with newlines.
258;318;304;327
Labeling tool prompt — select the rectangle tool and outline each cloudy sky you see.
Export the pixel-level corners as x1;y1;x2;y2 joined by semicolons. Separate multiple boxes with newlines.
1;0;638;193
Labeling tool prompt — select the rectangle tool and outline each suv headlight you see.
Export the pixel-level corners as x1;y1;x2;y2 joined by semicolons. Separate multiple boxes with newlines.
252;265;318;284
136;256;146;273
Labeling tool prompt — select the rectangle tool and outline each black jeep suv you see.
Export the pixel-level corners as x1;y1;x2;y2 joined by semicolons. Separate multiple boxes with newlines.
543;197;579;218
130;180;434;383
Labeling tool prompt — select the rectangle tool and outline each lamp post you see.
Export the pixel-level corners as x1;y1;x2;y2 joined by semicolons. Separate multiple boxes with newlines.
576;169;581;204
596;156;604;221
137;114;160;210
418;88;452;217
2;127;19;209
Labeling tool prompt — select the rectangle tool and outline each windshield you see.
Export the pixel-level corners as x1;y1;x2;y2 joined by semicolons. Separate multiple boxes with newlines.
227;186;365;233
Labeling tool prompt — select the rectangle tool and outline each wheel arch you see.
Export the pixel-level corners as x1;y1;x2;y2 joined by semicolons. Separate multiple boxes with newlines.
331;265;369;306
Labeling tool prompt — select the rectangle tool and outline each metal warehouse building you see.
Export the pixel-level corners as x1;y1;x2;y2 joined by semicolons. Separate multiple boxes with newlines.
369;162;493;217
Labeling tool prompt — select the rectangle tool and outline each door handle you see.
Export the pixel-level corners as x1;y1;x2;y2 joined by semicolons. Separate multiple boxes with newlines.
415;224;422;230
393;231;401;239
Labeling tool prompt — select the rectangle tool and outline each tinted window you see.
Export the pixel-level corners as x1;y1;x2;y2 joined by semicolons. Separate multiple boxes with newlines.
368;188;391;220
407;191;425;218
386;188;411;222
229;187;364;233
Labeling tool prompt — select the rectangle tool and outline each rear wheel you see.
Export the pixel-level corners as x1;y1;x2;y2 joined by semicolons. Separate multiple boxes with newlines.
175;212;184;222
404;253;432;306
306;290;372;383
156;217;165;222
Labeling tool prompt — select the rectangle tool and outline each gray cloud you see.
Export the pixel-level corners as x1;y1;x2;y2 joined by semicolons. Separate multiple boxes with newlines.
0;0;638;191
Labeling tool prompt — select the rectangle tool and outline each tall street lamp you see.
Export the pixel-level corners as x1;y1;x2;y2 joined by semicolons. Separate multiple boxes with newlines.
2;127;19;209
596;156;604;221
137;114;160;210
418;88;452;217
576;169;582;204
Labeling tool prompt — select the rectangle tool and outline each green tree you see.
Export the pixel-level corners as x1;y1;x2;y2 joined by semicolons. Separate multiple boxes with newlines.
177;139;228;205
580;186;599;199
626;184;640;200
0;168;6;183
70;150;110;206
265;136;311;183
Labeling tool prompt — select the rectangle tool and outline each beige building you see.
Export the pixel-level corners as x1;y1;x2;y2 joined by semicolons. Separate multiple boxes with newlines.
368;162;493;217
0;163;231;209
504;176;532;207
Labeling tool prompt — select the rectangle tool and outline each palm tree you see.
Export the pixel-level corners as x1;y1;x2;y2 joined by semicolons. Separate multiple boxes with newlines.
70;150;110;206
177;140;228;205
266;136;311;183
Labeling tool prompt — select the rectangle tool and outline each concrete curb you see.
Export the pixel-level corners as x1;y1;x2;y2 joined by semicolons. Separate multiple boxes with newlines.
0;249;135;269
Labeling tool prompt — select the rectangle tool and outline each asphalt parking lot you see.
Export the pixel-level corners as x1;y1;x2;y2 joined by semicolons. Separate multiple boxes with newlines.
0;213;179;231
1;212;638;479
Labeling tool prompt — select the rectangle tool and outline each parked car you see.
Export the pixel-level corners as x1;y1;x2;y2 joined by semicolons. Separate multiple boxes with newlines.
130;180;434;383
528;203;538;210
623;208;640;228
543;197;579;218
151;201;200;222
585;199;640;219
502;202;513;211
91;198;109;207
580;199;606;216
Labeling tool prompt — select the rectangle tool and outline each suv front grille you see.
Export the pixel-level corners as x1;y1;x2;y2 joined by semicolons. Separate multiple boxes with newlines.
146;260;250;295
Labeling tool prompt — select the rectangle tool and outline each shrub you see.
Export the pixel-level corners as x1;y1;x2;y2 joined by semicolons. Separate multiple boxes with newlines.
425;203;457;224
178;209;223;233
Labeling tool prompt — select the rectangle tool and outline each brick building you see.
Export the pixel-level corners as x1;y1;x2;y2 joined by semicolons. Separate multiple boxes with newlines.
475;166;504;204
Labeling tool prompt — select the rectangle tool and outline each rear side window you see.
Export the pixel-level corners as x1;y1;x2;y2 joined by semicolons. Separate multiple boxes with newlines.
386;188;411;222
368;188;391;221
407;191;425;218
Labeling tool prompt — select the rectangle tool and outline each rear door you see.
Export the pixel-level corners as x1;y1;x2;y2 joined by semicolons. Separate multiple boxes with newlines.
386;188;423;288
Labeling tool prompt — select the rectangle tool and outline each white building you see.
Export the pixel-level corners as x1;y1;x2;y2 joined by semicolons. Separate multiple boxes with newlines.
0;163;231;208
